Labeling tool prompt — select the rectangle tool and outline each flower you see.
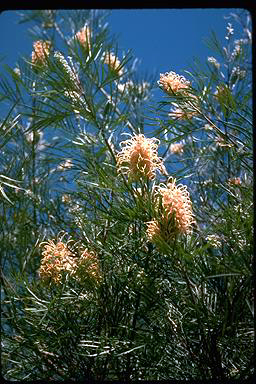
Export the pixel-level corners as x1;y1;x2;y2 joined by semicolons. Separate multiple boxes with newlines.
76;249;101;282
57;159;73;171
116;133;165;181
32;40;51;65
206;234;221;248
170;142;184;155
225;23;234;40
103;52;123;75
39;236;77;283
169;105;198;120
207;56;220;70
75;25;91;50
13;67;21;76
147;178;194;244
54;51;80;89
39;234;101;284
215;136;233;148
228;177;241;185
158;71;190;94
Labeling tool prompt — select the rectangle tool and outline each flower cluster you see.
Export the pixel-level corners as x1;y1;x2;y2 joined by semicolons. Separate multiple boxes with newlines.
169;105;198;120
76;249;101;282
32;40;51;65
75;25;91;50
158;71;190;94
207;56;220;70
170;142;184;155
147;178;194;245
103;52;123;75
116;134;165;181
57;159;73;171
39;235;100;284
206;234;222;248
54;51;80;89
228;177;241;186
39;238;77;283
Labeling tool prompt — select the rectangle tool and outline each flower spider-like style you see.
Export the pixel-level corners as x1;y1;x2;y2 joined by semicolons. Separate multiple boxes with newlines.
39;232;101;284
169;142;184;155
76;249;101;283
39;232;77;283
158;71;190;94
103;51;123;75
31;40;51;65
75;25;91;51
116;133;165;181
147;177;194;245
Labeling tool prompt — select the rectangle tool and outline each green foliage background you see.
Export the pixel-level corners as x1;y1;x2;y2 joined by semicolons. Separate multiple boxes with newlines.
1;9;253;380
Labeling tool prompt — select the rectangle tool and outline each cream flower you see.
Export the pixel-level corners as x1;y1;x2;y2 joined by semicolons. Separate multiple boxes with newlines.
39;234;101;284
32;40;51;65
116;133;165;181
39;236;77;283
76;249;101;282
158;71;190;94
147;178;194;244
104;52;123;75
75;25;91;50
170;142;184;155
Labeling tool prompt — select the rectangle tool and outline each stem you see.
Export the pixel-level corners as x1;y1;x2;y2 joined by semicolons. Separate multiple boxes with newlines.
31;82;37;229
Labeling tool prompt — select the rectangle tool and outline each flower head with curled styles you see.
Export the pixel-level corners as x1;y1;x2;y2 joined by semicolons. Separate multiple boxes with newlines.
76;249;101;283
75;25;91;50
158;71;190;94
32;40;51;65
39;233;77;284
170;142;184;155
39;233;101;284
103;52;123;75
147;177;194;245
116;133;165;181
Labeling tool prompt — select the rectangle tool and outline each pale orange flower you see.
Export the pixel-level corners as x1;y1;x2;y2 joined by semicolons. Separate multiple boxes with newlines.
75;25;91;50
39;233;101;284
31;40;51;65
116;133;165;181
228;177;241;185
170;142;184;155
104;52;123;75
169;106;198;120
158;71;190;94
76;249;101;282
39;237;77;283
147;178;194;244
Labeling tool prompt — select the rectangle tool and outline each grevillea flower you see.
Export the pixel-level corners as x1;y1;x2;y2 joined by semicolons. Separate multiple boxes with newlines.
39;235;77;283
158;71;190;94
32;40;51;65
75;25;91;50
103;52;123;75
39;233;101;283
116;133;165;181
147;177;194;245
228;177;241;185
170;142;184;155
76;249;101;282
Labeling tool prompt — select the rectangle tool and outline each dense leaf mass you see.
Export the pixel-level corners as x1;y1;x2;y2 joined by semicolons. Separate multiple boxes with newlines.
1;9;253;380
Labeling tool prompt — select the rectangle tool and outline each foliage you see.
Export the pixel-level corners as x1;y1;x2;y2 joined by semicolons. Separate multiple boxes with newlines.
1;9;253;380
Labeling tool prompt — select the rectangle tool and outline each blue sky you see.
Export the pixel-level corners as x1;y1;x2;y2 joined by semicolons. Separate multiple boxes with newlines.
0;9;233;77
